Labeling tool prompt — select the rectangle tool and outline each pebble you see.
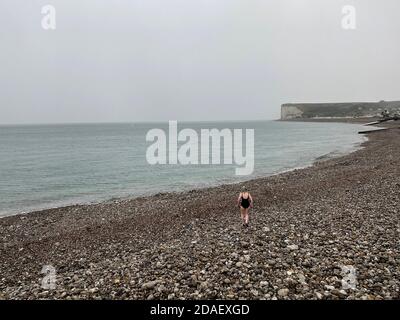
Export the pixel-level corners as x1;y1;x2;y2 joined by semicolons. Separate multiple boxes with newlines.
141;280;159;290
278;288;289;297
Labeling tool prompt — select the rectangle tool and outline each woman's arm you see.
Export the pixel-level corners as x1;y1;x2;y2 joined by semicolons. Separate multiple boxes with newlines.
249;193;254;207
237;193;242;207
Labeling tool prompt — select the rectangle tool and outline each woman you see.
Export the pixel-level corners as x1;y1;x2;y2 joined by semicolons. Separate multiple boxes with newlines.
237;187;253;227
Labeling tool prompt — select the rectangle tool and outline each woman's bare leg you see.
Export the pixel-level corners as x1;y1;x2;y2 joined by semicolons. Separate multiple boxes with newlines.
240;207;245;224
244;209;249;225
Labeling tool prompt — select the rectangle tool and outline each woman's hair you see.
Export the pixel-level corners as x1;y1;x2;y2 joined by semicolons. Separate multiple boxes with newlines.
241;185;247;192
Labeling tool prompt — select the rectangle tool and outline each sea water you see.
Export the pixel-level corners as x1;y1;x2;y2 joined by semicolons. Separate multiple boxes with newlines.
0;121;366;217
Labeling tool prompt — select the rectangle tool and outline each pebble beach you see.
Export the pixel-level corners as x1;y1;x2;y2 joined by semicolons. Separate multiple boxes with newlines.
1;124;399;300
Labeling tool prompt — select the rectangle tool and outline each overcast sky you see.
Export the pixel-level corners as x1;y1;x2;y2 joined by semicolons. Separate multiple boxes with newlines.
0;0;399;124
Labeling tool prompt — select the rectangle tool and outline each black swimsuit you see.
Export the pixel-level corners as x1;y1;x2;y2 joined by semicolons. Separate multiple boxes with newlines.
240;195;250;209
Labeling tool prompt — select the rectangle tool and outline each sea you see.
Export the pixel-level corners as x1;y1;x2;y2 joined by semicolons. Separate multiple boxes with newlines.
0;120;366;217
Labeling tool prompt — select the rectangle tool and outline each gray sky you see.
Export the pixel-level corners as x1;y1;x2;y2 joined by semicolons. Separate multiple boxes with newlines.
1;0;399;124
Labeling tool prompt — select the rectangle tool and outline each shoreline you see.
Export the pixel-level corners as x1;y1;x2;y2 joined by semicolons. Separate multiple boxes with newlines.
0;120;366;219
277;117;380;123
1;121;399;300
0;143;364;220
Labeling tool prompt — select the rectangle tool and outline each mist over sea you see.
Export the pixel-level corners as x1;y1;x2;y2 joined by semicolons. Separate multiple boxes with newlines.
0;121;366;217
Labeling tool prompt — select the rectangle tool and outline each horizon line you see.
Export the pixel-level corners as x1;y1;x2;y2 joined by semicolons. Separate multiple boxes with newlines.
0;118;277;126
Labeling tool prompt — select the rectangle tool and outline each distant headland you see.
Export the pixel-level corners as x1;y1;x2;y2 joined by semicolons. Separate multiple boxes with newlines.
281;100;400;120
